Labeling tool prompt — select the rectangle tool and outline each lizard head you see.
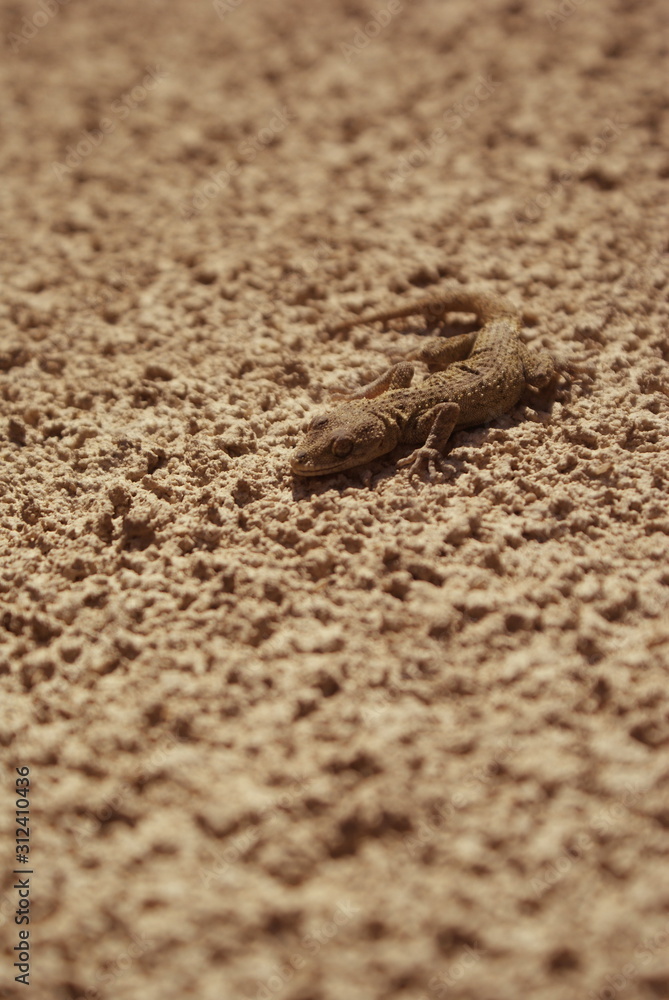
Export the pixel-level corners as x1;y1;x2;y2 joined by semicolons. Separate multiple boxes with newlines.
290;403;396;476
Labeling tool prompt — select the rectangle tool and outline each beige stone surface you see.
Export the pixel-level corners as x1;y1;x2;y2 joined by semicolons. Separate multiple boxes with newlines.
1;1;668;998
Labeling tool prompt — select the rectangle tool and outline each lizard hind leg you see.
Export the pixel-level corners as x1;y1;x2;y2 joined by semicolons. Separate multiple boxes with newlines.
519;345;558;404
522;345;556;390
396;401;460;478
330;361;415;401
407;331;478;371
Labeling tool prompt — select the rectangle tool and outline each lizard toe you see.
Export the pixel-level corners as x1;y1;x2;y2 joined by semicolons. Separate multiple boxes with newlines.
397;446;445;479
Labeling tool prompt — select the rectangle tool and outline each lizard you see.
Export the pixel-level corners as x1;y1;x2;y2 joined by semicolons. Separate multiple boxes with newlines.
290;284;558;478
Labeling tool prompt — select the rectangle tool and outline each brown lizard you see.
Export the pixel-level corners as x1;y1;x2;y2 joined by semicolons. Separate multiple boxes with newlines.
290;284;557;478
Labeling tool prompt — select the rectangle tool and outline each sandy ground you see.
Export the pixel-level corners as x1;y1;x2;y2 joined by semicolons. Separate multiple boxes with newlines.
1;0;669;998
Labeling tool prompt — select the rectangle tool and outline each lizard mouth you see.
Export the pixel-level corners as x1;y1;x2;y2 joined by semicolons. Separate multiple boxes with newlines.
290;452;350;476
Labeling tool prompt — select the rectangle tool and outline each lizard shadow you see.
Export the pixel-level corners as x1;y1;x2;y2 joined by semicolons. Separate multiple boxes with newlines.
289;461;406;499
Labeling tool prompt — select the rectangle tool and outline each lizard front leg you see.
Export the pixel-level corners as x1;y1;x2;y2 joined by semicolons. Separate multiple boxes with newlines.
397;401;460;478
330;361;414;400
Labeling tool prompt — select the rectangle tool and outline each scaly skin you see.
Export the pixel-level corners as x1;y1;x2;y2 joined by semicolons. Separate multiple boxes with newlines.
290;285;556;477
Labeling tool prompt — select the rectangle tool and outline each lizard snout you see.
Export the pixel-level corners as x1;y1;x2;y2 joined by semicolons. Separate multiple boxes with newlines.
290;448;318;475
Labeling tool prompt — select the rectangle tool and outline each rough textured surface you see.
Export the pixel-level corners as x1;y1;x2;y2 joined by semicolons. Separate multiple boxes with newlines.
1;1;669;999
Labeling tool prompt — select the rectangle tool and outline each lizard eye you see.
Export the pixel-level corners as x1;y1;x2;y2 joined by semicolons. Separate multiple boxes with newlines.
311;415;328;430
331;435;353;457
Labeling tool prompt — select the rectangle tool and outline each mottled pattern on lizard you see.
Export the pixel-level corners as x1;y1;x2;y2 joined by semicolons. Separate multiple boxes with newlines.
290;285;557;477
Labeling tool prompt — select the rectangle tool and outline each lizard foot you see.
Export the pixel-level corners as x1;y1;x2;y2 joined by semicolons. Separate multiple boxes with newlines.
397;446;450;479
397;401;460;479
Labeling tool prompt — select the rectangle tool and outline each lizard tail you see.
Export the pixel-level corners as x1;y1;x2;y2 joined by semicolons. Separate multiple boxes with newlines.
322;285;518;336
